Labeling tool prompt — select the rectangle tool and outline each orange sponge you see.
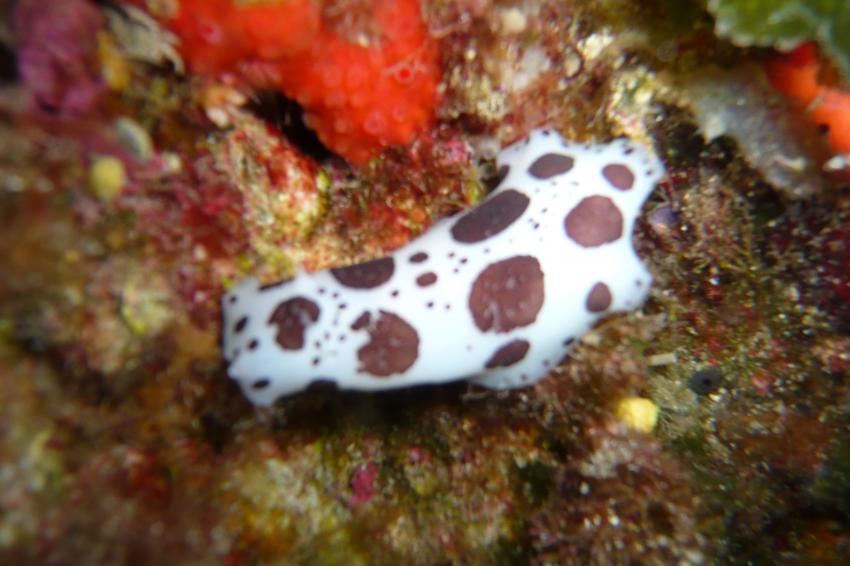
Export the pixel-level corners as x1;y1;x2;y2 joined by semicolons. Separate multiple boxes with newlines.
766;43;850;155
169;0;440;164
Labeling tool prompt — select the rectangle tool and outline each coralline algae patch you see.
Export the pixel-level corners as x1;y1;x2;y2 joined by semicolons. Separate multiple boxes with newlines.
223;128;663;405
165;0;441;163
14;0;107;116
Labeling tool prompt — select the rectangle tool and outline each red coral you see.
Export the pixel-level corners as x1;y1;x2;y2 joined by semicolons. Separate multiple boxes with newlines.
168;0;441;164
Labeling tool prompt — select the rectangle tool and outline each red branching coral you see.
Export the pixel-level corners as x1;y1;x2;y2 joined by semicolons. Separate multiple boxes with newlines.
167;0;441;164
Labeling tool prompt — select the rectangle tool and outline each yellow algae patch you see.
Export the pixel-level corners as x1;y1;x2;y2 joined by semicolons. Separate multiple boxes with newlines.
97;31;131;92
88;155;126;202
615;397;659;433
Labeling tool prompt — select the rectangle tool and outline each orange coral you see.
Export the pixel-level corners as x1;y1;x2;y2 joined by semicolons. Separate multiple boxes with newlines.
765;43;850;155
168;0;440;164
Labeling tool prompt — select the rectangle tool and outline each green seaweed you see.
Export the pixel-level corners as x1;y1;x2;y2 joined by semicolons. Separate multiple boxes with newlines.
707;0;850;80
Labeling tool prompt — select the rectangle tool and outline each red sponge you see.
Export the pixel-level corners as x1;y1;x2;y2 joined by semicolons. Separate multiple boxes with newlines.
765;43;850;155
169;0;440;163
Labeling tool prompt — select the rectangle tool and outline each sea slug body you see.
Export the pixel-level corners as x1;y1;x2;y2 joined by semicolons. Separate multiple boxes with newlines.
222;129;664;406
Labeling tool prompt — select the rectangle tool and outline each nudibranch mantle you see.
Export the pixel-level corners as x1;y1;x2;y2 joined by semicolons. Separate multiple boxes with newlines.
222;129;664;406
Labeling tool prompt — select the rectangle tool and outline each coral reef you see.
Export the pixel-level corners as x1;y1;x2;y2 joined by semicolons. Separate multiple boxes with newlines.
2;0;850;564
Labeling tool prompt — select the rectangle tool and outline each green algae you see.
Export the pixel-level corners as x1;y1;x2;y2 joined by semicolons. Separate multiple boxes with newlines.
708;0;850;80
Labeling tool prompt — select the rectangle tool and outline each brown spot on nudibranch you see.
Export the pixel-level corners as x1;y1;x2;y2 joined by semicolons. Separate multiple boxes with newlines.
409;252;428;263
564;195;623;247
269;297;320;350
602;163;635;190
451;189;530;243
350;312;371;330
352;310;420;377
586;282;612;312
331;257;395;289
469;256;544;333
234;316;248;333
485;339;531;368
528;153;574;179
416;272;437;287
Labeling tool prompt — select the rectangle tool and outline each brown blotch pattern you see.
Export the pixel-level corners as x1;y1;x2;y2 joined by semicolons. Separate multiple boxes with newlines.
331;257;395;289
528;153;574;179
564;195;623;247
354;310;420;377
602;163;635;190
234;316;248;333
269;297;320;350
409;252;428;263
416;272;437;287
586;282;612;312
451;189;530;243
469;255;545;333
485;339;531;369
351;312;371;330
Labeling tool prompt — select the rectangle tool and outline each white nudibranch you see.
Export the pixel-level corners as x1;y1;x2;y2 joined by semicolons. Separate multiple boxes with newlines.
222;128;664;406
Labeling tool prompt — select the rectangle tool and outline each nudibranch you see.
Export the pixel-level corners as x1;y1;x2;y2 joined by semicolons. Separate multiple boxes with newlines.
222;129;664;406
